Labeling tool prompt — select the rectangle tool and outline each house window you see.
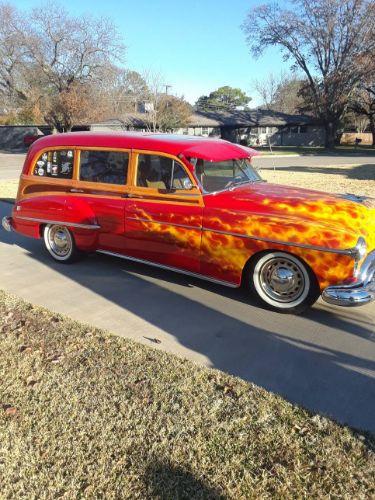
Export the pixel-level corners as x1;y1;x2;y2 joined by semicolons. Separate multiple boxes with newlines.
202;127;209;136
79;150;129;185
299;125;307;133
290;126;299;134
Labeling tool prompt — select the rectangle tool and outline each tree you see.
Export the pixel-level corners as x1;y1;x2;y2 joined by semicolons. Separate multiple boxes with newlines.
156;95;192;131
251;73;280;110
196;86;251;111
243;0;375;148
94;66;148;117
0;1;126;130
252;73;306;113
44;82;108;132
350;81;375;146
0;3;29;108
272;78;306;115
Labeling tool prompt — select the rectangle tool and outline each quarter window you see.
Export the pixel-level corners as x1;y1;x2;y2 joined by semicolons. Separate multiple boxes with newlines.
136;154;191;190
79;150;129;185
33;150;74;179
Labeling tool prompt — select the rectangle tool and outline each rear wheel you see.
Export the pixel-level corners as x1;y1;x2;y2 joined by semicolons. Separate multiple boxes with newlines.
43;224;81;263
246;251;320;314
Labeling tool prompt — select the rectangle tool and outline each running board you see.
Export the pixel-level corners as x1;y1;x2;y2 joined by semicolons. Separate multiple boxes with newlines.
96;250;239;288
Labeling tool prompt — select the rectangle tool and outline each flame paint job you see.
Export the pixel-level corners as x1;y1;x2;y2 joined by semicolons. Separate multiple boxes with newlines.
9;132;375;293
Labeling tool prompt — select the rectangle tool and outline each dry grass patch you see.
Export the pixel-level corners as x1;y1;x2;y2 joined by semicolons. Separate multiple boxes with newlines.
0;179;18;202
0;291;374;498
262;164;375;197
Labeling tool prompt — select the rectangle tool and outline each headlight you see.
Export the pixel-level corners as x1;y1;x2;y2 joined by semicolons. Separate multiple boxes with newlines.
353;237;367;261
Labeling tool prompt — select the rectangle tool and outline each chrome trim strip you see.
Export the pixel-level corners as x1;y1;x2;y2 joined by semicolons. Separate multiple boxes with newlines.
203;227;355;257
126;215;356;256
202;227;357;256
16;216;101;230
96;250;239;288
126;216;200;231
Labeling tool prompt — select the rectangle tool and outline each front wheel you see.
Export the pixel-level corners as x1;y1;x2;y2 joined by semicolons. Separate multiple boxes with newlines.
246;251;320;314
43;224;81;263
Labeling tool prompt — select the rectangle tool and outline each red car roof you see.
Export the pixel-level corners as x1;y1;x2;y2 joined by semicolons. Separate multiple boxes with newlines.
27;132;259;162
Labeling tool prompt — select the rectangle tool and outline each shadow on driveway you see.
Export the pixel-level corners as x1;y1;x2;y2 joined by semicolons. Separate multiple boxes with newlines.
0;201;374;432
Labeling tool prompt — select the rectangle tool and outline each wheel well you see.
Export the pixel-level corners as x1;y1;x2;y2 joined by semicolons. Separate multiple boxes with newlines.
241;250;271;288
241;249;319;289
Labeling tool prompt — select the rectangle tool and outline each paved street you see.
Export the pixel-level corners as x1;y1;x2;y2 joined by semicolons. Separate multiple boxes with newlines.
1;199;374;432
0;153;26;180
254;153;375;169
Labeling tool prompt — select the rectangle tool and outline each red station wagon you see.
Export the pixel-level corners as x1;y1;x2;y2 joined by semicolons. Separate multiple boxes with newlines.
2;132;375;313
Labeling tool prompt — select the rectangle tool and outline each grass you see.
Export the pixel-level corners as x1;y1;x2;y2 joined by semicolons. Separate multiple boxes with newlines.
261;164;375;198
0;179;18;203
0;291;374;498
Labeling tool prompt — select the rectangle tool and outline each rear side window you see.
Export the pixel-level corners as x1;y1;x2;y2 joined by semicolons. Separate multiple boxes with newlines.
33;150;74;179
79;150;129;185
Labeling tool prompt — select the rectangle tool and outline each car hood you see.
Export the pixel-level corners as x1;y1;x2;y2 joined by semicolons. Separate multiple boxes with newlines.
203;182;375;251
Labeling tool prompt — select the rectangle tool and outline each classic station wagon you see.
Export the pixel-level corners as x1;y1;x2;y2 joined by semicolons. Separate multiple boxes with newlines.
2;132;375;313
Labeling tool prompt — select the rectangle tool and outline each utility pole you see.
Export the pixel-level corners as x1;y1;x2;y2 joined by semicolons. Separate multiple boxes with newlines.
165;85;172;95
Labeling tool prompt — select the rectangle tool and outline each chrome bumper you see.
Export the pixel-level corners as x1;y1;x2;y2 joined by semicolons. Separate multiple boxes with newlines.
322;251;375;307
1;216;12;232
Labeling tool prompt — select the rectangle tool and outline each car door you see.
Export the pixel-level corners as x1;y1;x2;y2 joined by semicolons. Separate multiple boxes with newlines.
69;148;131;252
125;151;203;273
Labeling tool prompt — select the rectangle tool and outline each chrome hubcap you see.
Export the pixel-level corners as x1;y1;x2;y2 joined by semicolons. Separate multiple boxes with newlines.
48;226;72;257
259;258;305;303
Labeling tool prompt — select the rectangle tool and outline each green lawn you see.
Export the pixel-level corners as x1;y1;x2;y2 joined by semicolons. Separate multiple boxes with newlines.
0;291;373;498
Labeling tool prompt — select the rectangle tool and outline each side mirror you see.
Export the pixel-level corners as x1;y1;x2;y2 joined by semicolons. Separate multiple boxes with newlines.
182;178;194;190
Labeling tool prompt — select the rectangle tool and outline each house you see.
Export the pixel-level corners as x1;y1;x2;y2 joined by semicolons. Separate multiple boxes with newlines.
90;109;325;147
0;109;324;150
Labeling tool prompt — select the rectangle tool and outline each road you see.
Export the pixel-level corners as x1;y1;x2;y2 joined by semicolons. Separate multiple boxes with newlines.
254;153;375;169
1;199;374;432
1;152;375;180
0;153;26;180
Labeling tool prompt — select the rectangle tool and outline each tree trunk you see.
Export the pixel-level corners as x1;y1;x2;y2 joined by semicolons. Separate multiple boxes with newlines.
324;121;337;149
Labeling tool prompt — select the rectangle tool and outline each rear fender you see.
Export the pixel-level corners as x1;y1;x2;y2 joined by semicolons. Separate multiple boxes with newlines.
12;195;100;250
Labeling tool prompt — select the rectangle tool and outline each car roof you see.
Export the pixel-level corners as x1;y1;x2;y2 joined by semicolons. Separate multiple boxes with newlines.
28;131;259;162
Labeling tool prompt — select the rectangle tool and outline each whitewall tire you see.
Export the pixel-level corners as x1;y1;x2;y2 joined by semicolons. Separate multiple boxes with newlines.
43;224;80;263
247;251;320;314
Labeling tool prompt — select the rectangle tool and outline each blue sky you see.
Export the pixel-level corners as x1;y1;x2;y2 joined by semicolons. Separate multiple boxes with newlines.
14;0;287;105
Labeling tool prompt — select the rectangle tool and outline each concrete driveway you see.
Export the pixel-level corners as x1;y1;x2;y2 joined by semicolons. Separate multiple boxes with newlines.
1;199;374;432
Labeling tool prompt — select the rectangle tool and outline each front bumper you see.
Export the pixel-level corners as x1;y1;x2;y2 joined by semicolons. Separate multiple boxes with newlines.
322;251;375;307
2;216;12;232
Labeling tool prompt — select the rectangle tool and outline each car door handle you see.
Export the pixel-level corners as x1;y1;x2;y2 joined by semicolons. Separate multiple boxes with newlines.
122;193;142;199
70;188;84;193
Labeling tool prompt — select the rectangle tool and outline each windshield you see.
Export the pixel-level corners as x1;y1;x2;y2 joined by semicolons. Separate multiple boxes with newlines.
191;158;263;193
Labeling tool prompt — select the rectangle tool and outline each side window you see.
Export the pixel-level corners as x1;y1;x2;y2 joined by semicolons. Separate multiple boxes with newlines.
79;150;129;185
33;150;74;179
136;154;191;190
